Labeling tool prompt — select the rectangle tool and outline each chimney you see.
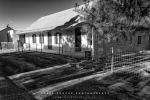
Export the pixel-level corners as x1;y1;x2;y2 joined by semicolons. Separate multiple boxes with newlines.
6;24;9;28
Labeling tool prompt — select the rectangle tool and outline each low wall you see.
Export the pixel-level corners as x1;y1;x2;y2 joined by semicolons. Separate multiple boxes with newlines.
1;42;14;49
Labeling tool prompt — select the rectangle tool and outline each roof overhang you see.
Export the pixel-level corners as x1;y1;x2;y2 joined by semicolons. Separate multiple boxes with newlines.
17;22;85;35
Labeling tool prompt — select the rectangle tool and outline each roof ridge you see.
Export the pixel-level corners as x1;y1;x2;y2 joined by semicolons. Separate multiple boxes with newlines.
41;8;75;19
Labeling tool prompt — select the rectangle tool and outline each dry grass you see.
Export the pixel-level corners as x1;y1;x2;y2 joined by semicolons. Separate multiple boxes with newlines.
0;52;83;76
45;62;150;100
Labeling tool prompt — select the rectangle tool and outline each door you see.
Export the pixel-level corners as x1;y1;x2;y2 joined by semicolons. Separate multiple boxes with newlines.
48;32;52;49
19;34;25;43
75;28;81;52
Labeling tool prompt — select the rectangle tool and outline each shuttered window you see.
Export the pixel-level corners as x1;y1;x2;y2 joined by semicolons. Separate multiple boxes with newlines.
32;34;36;43
39;34;44;43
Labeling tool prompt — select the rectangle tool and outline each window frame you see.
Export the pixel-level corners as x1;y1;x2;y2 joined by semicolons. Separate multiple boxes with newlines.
32;34;36;43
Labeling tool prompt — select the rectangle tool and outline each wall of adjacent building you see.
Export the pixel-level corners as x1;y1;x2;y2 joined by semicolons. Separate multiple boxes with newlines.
113;31;150;52
0;27;13;43
96;30;150;57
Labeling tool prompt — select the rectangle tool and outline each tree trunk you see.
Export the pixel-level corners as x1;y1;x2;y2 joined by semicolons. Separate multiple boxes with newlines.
92;27;99;60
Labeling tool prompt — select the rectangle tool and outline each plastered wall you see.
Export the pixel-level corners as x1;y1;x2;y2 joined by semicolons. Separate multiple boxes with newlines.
23;28;90;52
97;30;150;57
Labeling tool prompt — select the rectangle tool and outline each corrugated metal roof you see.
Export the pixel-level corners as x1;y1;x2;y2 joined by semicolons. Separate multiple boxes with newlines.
17;1;96;35
17;8;79;34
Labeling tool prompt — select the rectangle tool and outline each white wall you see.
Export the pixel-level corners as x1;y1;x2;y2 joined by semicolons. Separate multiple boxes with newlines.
25;32;48;49
81;33;89;51
23;28;90;52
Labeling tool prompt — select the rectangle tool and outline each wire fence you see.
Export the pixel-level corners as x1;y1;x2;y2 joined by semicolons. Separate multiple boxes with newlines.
0;42;14;49
15;43;89;58
4;41;150;73
21;43;150;73
98;47;150;73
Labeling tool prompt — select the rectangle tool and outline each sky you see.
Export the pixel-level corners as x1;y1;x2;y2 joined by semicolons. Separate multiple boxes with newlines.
0;0;83;30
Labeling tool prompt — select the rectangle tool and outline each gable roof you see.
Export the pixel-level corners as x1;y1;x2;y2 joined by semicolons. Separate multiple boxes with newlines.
18;8;79;34
16;1;97;35
0;27;14;32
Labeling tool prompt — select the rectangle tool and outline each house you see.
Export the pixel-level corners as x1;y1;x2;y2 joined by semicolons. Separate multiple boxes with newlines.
0;26;14;43
0;25;20;49
16;3;150;59
16;8;92;54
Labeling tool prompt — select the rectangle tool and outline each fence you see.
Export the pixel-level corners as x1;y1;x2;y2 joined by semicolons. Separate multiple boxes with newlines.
1;42;14;49
13;42;150;73
20;43;89;58
98;47;150;73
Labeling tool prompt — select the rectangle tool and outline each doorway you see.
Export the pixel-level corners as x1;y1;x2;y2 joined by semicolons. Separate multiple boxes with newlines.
19;34;25;43
75;28;81;52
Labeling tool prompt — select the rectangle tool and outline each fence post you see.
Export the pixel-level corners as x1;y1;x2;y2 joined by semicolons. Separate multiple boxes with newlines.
62;45;63;55
41;43;42;52
29;43;30;51
59;37;60;55
7;42;8;49
36;44;37;53
22;42;23;53
17;40;19;53
59;43;60;55
111;47;114;73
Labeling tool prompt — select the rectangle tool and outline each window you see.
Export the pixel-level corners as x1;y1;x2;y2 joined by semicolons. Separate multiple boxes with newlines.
138;36;142;44
32;34;36;43
55;32;61;44
55;33;58;44
39;34;44;43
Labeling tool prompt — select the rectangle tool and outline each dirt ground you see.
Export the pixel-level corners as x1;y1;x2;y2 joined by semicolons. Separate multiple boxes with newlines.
0;51;107;100
45;62;150;100
0;52;84;76
1;51;150;100
0;51;86;99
